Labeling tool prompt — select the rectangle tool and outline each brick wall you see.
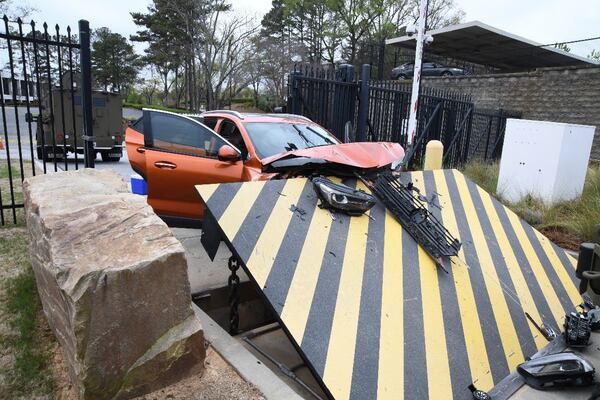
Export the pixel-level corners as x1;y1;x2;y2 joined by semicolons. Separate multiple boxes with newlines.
420;65;600;159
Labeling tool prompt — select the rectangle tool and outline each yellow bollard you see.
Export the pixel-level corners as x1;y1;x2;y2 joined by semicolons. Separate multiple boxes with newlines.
423;140;443;170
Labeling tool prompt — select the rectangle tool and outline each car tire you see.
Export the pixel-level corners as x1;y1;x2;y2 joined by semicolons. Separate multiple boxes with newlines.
441;71;452;77
38;146;64;162
397;74;407;80
101;150;121;162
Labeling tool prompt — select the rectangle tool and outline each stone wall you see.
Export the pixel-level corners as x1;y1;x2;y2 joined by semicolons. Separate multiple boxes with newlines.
420;65;600;159
24;169;205;400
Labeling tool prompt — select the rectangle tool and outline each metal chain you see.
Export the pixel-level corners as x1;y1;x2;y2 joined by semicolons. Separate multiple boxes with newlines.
228;256;240;334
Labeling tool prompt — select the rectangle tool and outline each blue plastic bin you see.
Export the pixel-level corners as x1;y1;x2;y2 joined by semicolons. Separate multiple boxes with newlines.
130;174;147;195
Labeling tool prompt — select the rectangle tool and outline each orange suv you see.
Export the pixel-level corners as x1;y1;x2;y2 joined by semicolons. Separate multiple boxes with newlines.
126;109;404;226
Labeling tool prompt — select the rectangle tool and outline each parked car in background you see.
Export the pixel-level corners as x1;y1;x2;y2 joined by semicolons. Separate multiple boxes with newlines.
126;110;404;226
391;62;467;79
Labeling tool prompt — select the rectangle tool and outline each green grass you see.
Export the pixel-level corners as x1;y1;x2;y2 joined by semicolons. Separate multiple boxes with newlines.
0;160;32;230
0;231;55;396
0;162;22;180
462;160;600;245
461;160;499;195
0;161;32;227
123;101;188;114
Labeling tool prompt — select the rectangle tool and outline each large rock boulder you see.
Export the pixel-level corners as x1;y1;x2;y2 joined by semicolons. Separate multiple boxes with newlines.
24;169;205;400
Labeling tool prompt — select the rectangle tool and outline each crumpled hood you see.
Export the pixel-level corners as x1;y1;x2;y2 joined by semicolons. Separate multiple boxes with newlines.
260;142;405;169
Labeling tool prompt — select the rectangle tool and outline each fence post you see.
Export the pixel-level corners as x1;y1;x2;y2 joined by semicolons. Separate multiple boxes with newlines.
356;64;371;142
377;38;385;80
491;108;505;159
333;64;354;141
79;20;94;168
290;69;302;115
483;116;493;160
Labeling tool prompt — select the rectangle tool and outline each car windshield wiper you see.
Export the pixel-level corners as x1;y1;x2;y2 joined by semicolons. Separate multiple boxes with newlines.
292;124;317;147
285;142;299;151
305;126;336;145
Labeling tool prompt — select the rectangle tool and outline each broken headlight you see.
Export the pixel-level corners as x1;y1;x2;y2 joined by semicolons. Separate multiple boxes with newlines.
517;352;595;390
312;176;376;216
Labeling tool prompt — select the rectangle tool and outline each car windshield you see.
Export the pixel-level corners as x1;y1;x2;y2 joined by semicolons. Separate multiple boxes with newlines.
243;122;339;159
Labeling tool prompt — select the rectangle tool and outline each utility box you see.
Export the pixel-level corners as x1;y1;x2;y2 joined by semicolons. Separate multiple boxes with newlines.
497;119;595;204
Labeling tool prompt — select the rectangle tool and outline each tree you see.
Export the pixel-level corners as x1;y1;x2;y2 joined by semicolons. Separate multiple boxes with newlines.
554;42;571;53
259;1;306;103
413;0;465;30
327;0;381;64
139;74;161;104
195;0;259;109
1;0;36;20
91;28;139;92
260;0;463;67
131;0;193;106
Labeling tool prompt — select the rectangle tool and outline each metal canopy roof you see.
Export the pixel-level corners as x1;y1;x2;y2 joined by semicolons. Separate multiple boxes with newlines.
386;21;596;70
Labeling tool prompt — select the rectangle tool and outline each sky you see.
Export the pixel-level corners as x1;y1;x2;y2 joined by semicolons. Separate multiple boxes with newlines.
16;0;600;58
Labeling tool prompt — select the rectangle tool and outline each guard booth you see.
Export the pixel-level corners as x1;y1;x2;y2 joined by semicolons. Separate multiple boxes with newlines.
196;169;582;400
34;72;123;162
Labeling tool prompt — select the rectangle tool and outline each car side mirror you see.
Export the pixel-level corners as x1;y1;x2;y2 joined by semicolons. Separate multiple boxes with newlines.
217;145;241;162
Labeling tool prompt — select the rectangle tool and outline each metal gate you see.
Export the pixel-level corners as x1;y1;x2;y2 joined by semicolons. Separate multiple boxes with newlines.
287;64;518;169
0;16;95;225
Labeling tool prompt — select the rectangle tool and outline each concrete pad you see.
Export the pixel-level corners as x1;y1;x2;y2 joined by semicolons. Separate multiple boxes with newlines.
170;227;249;294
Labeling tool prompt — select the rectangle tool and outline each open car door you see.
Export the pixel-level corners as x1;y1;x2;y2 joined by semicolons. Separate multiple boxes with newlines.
142;109;243;224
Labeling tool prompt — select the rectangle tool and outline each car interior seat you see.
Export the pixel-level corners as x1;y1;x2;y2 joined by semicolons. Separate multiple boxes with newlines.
220;122;248;159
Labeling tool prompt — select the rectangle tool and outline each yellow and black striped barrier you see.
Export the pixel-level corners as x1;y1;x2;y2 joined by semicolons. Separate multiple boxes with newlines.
196;169;580;400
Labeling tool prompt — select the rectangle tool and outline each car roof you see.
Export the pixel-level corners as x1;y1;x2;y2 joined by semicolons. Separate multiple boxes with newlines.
201;110;314;124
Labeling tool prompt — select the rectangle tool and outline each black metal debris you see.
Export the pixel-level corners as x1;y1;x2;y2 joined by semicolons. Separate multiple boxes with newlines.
371;172;461;265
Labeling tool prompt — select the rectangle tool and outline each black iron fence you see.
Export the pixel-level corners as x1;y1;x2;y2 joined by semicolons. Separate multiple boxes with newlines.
469;109;523;161
0;16;95;225
287;64;519;170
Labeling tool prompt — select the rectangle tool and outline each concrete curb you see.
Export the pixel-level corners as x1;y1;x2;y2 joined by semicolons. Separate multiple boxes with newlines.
193;305;303;400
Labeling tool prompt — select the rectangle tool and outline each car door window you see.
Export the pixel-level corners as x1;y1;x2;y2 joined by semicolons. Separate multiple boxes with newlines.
202;117;218;130
422;62;435;69
131;117;144;133
219;119;249;159
149;112;226;158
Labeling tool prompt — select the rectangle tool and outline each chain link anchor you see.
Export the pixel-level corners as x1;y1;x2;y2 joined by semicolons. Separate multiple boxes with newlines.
228;256;241;334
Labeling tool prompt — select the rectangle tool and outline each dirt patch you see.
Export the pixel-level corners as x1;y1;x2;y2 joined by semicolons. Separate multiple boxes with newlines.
540;226;582;251
48;337;266;400
47;336;266;400
49;339;79;400
133;347;265;400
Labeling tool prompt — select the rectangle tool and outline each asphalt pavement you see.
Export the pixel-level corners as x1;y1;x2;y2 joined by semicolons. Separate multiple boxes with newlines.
0;106;140;181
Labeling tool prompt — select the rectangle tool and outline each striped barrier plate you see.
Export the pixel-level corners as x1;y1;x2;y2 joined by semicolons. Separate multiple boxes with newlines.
196;169;580;400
